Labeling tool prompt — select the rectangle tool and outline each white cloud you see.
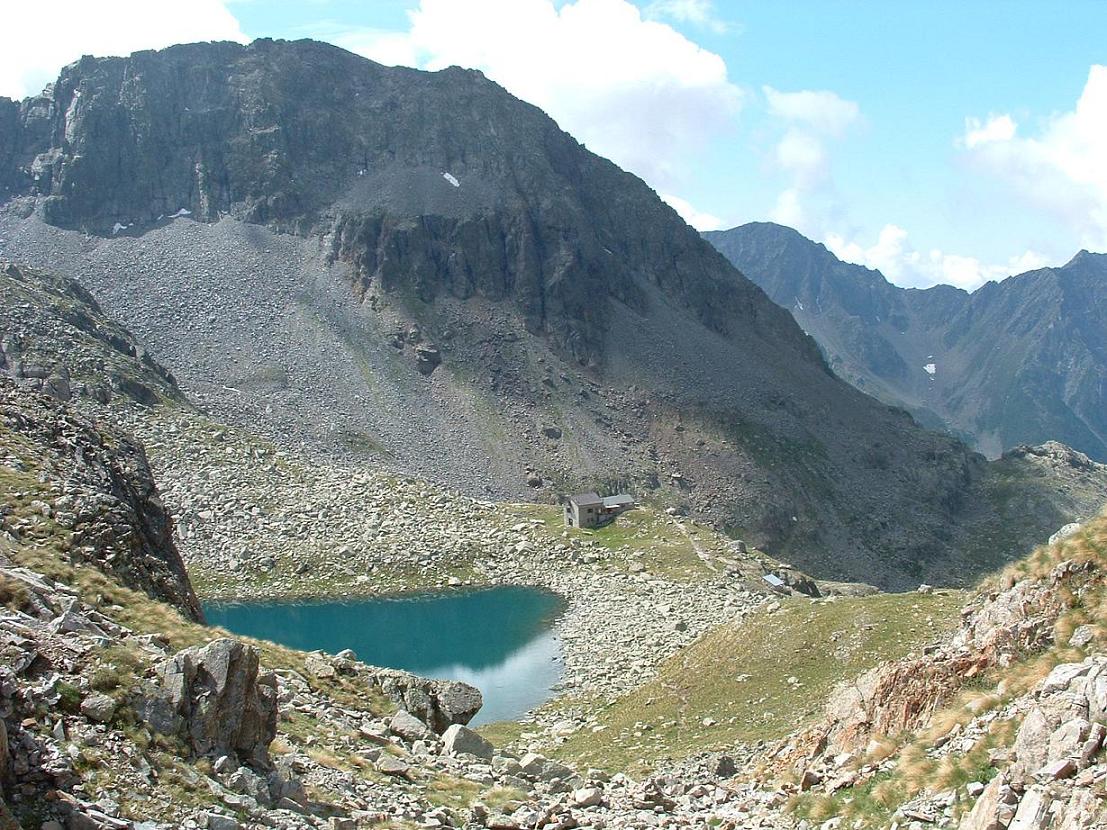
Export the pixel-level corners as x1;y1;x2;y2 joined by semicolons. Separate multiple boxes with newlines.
771;189;806;230
963;113;1016;148
962;65;1107;249
0;0;247;100
323;0;743;192
774;129;829;187
825;224;1051;290
764;87;860;137
762;87;859;235
644;0;734;34
660;192;724;231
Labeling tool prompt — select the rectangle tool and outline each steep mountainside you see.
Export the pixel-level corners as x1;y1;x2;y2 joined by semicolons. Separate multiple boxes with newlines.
706;222;1107;461
0;40;1102;588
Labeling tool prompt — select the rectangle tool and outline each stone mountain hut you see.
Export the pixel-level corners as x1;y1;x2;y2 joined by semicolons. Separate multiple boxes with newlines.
563;492;635;529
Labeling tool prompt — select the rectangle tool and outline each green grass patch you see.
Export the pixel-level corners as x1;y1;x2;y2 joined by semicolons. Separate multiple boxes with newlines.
504;502;722;582
552;590;966;774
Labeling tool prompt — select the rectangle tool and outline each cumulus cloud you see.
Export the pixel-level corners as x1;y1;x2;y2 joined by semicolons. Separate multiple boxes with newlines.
961;65;1107;249
963;113;1017;148
0;0;247;99
660;193;724;231
326;0;743;193
762;86;860;235
825;224;1050;290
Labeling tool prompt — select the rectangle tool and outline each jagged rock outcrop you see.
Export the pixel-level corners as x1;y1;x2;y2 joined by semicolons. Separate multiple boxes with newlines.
139;638;278;768
790;556;1091;766
371;668;483;733
0;262;184;407
0;379;201;619
756;516;1107;830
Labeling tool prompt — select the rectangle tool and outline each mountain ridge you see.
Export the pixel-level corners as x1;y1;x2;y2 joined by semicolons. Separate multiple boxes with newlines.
706;222;1107;460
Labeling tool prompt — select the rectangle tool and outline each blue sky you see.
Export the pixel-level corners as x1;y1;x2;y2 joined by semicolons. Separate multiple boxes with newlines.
2;0;1106;289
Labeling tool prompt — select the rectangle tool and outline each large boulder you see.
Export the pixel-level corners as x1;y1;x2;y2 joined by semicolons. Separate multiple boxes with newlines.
441;725;494;760
139;638;277;767
371;670;482;733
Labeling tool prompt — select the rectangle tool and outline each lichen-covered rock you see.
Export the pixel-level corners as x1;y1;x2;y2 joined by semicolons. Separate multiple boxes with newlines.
140;638;277;768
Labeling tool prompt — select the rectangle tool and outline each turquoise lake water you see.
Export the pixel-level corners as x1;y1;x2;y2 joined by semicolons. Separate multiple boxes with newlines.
203;585;566;725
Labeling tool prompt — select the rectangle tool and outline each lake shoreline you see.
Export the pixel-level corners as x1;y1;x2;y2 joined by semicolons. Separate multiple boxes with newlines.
139;412;775;739
205;585;568;724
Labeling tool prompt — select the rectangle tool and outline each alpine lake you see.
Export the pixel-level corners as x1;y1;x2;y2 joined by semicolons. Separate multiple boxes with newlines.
203;585;567;725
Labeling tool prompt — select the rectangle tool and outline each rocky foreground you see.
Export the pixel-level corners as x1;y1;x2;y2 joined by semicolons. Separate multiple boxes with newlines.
1;374;1106;830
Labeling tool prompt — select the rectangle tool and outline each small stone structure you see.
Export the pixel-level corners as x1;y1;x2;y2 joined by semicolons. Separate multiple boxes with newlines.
563;492;634;529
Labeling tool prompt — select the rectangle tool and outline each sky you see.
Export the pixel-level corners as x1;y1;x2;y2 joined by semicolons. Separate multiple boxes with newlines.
1;0;1105;291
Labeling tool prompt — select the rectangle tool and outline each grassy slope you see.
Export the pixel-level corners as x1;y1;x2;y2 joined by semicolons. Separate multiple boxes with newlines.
506;503;720;582
552;590;966;774
789;512;1107;828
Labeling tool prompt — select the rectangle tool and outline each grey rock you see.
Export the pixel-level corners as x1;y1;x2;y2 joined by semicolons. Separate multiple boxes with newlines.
441;724;494;760
372;671;482;733
79;694;116;723
375;753;413;778
141;638;277;767
226;766;270;805
1069;624;1095;648
389;709;433;743
519;752;574;782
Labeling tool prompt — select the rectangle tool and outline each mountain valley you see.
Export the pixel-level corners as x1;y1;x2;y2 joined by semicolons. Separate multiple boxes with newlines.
1;40;1103;588
0;34;1104;830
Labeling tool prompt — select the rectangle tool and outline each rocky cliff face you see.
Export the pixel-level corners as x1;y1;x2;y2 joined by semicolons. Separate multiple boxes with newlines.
707;222;1107;462
0;39;805;369
0;40;1101;589
0;379;200;618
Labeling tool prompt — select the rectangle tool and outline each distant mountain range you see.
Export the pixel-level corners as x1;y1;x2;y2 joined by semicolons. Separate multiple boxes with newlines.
706;223;1107;461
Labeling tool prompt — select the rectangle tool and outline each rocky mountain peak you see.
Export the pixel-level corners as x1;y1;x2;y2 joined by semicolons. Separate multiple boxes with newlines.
1;38;807;370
